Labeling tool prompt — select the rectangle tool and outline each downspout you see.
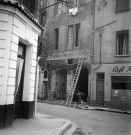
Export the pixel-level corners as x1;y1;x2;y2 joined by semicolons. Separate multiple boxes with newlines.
99;33;102;64
34;57;39;117
90;0;96;106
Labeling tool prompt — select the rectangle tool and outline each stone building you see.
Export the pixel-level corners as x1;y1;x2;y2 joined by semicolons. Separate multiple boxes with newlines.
39;0;131;111
92;0;131;110
0;0;42;128
38;0;94;102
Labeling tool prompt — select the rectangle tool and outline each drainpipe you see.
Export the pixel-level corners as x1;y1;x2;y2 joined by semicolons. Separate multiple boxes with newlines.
99;33;102;64
91;0;96;107
34;57;40;117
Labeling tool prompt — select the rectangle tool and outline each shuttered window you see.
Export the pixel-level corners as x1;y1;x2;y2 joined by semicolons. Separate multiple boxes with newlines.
68;25;74;50
116;0;129;13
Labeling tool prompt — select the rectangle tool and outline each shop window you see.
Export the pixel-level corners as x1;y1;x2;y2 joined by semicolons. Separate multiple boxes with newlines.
68;25;74;50
111;76;131;102
116;0;129;13
75;23;80;47
54;28;59;50
116;30;129;56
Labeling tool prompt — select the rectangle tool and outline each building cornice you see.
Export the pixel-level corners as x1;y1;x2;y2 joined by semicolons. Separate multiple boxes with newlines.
0;0;44;30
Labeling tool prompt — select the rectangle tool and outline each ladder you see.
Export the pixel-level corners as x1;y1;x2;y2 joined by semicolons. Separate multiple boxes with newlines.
65;57;83;107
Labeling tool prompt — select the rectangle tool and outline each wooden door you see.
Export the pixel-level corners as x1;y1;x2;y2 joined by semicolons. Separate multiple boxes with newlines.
96;73;104;107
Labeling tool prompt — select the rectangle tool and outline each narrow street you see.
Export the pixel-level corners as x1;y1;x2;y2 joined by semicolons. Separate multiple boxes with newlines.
37;102;131;135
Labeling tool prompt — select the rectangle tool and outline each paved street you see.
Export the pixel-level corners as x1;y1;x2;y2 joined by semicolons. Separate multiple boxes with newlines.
37;102;131;135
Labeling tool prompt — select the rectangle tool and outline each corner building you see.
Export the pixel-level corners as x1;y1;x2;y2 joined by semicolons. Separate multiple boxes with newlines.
92;0;131;110
0;0;42;128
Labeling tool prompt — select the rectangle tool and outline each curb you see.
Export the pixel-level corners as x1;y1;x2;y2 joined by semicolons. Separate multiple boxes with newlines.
83;107;131;115
51;120;72;135
64;122;78;135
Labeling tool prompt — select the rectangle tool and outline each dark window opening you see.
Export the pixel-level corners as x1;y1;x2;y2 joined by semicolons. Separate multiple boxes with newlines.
112;76;131;90
54;28;59;50
75;23;80;47
16;0;36;15
111;76;131;102
96;73;105;80
67;59;73;65
116;30;129;56
44;70;48;79
116;0;129;13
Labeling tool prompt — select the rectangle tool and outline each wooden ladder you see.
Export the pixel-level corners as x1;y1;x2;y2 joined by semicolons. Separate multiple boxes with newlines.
65;57;83;107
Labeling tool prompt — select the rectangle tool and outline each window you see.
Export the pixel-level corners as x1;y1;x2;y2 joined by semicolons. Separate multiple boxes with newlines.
116;30;129;56
41;12;46;26
16;0;36;15
68;25;74;50
67;59;73;65
43;70;48;79
96;73;105;80
75;23;80;47
54;28;59;50
54;0;61;15
111;76;131;102
116;0;129;13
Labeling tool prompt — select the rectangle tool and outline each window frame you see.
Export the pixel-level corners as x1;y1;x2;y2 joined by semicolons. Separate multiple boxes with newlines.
115;30;129;57
111;76;131;102
75;23;80;48
115;0;130;13
16;0;37;16
68;25;74;50
54;28;59;50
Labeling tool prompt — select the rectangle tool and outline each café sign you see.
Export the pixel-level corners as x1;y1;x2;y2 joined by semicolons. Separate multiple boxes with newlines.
112;65;131;74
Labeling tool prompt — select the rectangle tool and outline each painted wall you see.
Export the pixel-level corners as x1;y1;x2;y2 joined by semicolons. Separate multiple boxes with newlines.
46;0;94;59
0;4;41;127
94;0;131;64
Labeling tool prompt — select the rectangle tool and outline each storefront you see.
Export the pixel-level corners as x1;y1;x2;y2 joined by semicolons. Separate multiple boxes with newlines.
92;64;131;110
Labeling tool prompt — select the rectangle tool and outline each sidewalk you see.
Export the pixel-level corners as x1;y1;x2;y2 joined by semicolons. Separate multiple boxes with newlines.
38;100;131;115
0;113;72;135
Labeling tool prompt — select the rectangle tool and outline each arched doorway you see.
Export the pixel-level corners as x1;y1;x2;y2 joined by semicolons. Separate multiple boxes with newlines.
73;68;89;102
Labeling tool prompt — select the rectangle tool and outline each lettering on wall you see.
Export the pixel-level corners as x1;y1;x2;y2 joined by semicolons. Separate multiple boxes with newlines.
112;66;131;73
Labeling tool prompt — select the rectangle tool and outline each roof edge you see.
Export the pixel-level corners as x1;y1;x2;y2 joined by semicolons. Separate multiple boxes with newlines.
0;0;44;30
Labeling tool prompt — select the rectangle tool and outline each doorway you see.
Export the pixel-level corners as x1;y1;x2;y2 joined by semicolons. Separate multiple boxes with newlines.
14;43;26;119
73;69;89;102
96;73;105;107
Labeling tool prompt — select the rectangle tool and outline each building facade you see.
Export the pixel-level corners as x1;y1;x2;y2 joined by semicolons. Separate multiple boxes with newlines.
92;0;131;110
38;0;94;102
0;0;42;128
39;0;131;111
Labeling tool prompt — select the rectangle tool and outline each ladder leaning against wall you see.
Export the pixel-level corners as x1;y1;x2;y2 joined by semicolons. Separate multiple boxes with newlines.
65;56;83;107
